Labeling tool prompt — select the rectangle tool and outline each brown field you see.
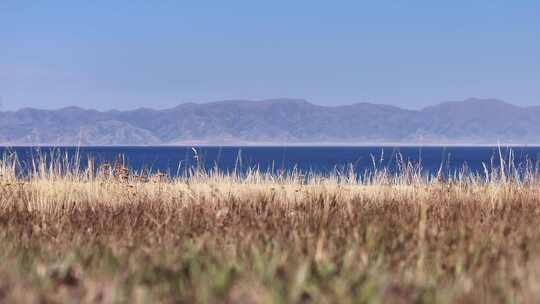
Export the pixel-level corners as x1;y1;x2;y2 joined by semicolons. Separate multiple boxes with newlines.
1;155;540;303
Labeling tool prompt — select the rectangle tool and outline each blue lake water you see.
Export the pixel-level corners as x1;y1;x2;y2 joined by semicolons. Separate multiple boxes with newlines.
1;146;540;177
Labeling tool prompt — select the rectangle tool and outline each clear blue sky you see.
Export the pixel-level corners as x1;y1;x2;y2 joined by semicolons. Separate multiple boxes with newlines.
1;1;539;110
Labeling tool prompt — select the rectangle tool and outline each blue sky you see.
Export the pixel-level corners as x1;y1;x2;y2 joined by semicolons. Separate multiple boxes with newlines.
1;1;539;110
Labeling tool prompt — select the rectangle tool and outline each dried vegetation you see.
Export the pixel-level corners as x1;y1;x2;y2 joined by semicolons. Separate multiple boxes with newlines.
1;152;540;303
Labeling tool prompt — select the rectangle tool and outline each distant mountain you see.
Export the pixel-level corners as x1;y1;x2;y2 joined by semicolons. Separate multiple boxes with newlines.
1;98;539;145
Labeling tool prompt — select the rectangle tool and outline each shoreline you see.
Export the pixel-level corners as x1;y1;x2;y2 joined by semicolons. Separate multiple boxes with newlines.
3;143;540;148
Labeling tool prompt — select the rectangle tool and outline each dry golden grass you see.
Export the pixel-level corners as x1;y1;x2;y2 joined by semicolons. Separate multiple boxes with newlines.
1;154;540;303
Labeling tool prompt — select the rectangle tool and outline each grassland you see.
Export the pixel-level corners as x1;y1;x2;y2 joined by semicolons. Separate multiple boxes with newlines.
1;154;540;303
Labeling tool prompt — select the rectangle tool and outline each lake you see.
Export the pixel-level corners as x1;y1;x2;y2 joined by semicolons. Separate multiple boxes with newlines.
1;146;540;177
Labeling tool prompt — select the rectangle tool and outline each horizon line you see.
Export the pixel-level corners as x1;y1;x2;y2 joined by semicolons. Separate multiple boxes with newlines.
0;97;532;113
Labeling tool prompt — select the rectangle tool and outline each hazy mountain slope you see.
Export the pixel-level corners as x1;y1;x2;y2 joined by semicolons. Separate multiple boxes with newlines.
0;98;538;145
419;98;540;143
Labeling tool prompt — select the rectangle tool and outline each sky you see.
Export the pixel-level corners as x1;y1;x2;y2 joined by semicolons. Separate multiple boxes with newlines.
1;0;539;111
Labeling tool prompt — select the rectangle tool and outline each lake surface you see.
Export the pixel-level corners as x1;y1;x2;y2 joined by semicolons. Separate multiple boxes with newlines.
1;146;540;177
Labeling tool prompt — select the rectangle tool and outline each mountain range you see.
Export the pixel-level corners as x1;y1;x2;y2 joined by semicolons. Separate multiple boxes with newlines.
0;98;538;145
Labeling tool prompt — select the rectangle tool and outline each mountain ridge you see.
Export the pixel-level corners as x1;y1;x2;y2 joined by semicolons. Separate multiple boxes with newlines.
1;98;539;145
